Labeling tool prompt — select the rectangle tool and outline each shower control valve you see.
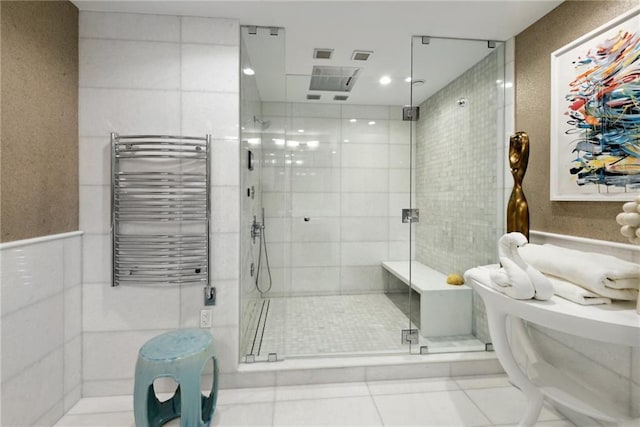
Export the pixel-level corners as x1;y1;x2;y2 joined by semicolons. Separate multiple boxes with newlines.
251;216;263;243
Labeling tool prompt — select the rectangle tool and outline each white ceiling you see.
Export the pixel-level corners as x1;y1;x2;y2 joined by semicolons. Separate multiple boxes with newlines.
73;0;563;105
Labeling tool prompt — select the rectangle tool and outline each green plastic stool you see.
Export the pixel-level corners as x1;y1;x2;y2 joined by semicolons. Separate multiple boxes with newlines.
133;329;218;427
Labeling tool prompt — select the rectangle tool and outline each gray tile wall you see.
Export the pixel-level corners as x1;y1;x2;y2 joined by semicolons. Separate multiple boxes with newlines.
415;46;505;343
414;48;501;274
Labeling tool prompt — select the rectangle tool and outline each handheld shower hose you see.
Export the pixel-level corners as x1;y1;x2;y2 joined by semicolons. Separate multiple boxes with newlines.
255;207;272;295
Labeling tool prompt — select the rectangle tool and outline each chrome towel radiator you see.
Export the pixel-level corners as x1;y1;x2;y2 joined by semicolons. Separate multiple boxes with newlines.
111;133;211;287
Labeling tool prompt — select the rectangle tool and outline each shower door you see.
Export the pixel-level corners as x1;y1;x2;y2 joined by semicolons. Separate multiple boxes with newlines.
239;25;288;363
259;72;415;358
406;35;506;354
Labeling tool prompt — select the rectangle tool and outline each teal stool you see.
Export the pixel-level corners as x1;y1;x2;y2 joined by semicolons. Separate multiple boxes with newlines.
134;329;218;427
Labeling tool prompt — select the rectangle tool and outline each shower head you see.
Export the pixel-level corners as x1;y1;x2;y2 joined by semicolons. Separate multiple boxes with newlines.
253;116;271;130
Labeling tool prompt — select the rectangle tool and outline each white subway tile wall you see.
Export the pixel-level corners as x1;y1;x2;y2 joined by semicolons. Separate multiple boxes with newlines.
0;232;83;425
78;12;240;396
258;102;414;297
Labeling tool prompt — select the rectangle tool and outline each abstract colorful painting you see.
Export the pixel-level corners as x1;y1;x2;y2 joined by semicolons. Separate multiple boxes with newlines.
551;7;640;201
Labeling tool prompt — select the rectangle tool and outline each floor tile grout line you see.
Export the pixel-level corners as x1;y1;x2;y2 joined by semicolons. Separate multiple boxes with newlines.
366;381;387;427
272;393;372;403
66;408;133;416
271;379;278;427
365;387;463;398
73;381;513;407
459;387;499;426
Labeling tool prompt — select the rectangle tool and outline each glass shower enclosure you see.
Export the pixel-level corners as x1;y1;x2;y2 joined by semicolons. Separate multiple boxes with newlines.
239;26;505;362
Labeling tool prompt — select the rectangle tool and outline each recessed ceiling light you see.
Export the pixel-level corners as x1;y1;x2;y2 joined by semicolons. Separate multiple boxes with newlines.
379;76;391;85
349;119;357;123
343;139;349;143
242;67;255;75
331;150;337;154
298;129;304;133
306;141;319;148
405;77;412;83
368;121;376;125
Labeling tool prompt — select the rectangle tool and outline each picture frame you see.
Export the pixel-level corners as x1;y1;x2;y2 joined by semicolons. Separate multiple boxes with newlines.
550;6;640;201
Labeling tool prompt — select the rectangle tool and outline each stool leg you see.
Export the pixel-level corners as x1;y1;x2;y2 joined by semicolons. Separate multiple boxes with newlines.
201;357;219;424
134;376;151;427
154;385;181;427
179;371;204;427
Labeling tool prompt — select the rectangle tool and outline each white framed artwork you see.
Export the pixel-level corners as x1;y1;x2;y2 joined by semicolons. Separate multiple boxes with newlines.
550;6;640;201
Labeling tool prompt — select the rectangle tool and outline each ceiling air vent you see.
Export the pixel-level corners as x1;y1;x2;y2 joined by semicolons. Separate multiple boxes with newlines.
333;95;348;101
351;50;372;61
313;48;334;59
309;66;360;92
306;94;321;100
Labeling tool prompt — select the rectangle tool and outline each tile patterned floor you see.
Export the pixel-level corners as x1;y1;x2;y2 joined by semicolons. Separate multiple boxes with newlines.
54;374;576;426
258;294;413;357
247;294;485;359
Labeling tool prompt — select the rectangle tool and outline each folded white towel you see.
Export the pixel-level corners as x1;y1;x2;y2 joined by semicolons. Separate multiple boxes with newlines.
526;264;555;301
546;275;612;305
490;256;535;299
519;244;639;301
489;233;553;300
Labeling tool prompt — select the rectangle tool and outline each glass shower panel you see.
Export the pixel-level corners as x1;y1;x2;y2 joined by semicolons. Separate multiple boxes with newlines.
277;73;415;357
239;26;287;363
408;36;505;354
241;30;419;359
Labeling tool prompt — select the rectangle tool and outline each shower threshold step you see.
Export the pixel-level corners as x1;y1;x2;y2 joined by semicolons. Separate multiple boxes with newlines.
418;335;487;354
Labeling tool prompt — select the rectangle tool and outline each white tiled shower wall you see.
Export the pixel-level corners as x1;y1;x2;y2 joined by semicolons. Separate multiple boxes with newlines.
1;232;82;426
78;12;241;396
258;102;414;297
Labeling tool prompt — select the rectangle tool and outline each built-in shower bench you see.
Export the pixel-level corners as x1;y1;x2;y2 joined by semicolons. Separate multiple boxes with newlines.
381;261;472;338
